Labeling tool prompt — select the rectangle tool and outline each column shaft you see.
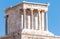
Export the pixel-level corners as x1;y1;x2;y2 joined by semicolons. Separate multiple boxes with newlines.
28;16;30;29
41;12;44;31
30;9;33;29
35;16;38;30
46;13;48;31
23;9;26;29
38;10;40;30
40;13;42;31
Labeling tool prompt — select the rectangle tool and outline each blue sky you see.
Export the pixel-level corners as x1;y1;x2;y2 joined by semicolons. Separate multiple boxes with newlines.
0;0;60;36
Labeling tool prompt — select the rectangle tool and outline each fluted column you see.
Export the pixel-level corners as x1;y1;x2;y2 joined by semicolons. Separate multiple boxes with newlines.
41;10;44;31
30;9;33;29
23;9;26;29
40;11;42;31
46;12;48;31
38;10;41;30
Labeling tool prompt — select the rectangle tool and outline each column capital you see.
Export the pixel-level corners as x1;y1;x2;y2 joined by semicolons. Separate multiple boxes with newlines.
22;7;27;10
5;14;9;19
31;8;34;10
45;11;48;13
40;10;45;13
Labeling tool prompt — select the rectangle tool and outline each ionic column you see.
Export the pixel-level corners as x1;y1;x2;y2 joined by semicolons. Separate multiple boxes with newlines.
38;10;41;30
23;9;26;29
40;11;42;31
30;9;33;29
41;10;44;31
46;12;48;31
